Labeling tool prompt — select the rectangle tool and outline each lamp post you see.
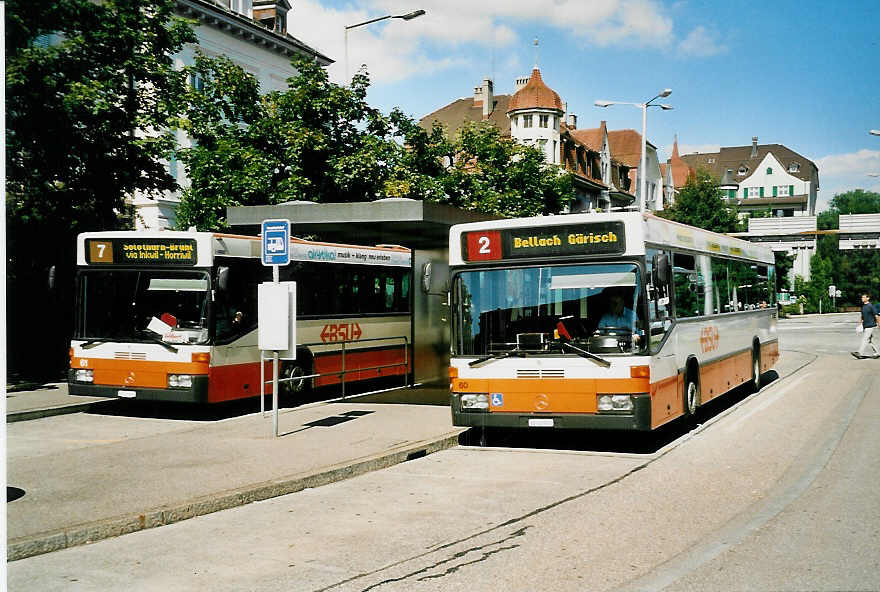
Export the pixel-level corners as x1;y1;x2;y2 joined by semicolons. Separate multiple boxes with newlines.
344;9;425;84
870;130;880;136
595;89;673;212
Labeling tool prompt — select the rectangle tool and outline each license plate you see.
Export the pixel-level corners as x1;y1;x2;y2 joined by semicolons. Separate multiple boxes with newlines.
117;390;136;398
528;418;554;427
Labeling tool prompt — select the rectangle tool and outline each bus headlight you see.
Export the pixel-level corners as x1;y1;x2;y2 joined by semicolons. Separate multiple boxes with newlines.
597;394;634;413
168;374;193;388
75;369;94;383
460;393;489;410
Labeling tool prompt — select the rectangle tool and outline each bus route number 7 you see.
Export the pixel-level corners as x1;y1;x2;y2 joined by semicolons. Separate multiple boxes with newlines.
465;230;502;261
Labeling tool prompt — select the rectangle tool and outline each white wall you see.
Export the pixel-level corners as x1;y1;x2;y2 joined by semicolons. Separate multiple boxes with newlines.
134;23;302;230
509;108;562;165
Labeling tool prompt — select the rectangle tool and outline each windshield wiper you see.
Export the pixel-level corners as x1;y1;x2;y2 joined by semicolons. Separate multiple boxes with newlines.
137;330;179;354
80;338;114;350
559;341;611;368
468;350;527;368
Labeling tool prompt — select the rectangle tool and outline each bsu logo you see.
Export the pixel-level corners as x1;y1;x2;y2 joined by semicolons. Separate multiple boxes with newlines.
700;326;720;353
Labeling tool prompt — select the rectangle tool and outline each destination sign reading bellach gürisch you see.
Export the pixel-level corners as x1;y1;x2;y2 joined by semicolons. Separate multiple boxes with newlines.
463;222;626;261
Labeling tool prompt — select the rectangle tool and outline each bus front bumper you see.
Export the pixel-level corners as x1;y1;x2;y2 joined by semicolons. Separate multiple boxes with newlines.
68;372;209;403
451;393;652;431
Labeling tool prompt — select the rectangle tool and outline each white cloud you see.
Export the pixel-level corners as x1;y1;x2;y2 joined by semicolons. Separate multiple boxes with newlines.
288;0;680;84
677;25;727;57
815;149;880;176
675;143;721;155
813;149;880;211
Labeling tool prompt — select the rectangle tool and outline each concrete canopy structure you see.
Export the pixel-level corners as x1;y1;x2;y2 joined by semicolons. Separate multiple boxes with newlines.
227;199;500;249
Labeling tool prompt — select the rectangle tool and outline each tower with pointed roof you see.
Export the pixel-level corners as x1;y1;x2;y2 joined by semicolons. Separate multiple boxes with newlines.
506;68;564;165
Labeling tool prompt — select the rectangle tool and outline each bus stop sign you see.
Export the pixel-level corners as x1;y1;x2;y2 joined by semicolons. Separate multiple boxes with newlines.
262;219;290;266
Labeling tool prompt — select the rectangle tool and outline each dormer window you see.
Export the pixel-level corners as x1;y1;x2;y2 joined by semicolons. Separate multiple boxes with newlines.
737;166;749;176
788;162;800;173
708;158;715;164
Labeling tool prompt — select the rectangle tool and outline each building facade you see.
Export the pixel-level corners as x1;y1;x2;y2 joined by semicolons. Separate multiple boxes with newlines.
679;136;819;218
419;69;643;214
134;0;331;230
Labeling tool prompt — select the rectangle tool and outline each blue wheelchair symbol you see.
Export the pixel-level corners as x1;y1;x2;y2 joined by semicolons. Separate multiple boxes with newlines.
491;393;503;407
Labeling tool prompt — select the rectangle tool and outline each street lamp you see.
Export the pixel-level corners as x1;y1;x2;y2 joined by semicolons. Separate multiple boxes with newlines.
595;89;673;212
870;130;880;136
344;9;426;84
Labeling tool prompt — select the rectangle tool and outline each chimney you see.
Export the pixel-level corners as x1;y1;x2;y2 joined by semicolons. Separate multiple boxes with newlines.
568;114;577;128
482;78;494;119
473;85;483;107
514;75;530;93
751;136;758;158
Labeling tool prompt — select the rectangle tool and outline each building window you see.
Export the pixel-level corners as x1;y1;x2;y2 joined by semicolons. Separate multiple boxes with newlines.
774;185;792;197
523;115;533;128
738;166;749;176
766;167;773;175
708;158;715;164
747;187;761;198
553;117;559;130
788;162;800;173
539;114;549;128
553;140;557;163
189;72;205;92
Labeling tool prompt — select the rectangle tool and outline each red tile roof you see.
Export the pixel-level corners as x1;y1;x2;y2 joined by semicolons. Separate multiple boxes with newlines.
506;68;564;113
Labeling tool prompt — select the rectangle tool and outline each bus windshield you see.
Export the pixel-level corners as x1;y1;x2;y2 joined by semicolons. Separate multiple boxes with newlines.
76;269;210;345
453;263;646;356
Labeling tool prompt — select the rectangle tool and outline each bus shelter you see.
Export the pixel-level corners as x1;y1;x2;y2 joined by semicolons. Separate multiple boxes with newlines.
227;199;500;386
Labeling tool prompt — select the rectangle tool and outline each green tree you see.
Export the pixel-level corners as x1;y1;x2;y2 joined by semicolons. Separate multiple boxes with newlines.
660;169;739;233
5;0;196;379
176;59;574;230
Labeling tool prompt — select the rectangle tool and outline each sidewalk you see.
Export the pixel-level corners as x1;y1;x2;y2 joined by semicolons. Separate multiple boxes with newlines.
6;383;462;561
6;382;110;422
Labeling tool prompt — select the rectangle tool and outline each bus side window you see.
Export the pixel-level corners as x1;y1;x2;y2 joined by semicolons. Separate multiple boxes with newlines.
673;253;703;319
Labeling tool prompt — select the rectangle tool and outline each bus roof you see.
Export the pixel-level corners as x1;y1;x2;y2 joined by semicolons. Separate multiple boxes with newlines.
449;212;775;266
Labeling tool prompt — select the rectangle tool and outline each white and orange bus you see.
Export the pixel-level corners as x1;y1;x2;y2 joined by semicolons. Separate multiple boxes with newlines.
448;212;779;431
69;231;426;403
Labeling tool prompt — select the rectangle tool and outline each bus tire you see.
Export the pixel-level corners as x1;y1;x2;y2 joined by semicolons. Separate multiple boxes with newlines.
684;367;700;417
752;345;762;392
280;361;311;398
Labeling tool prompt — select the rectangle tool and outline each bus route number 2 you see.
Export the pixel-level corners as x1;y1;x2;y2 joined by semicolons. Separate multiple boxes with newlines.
320;323;363;343
465;230;502;261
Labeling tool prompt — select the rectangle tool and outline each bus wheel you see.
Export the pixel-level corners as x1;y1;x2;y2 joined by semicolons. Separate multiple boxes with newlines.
752;348;762;392
280;362;310;398
684;373;700;416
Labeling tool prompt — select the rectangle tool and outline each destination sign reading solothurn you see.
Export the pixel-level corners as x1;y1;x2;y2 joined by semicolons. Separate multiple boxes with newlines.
86;238;197;265
463;222;626;261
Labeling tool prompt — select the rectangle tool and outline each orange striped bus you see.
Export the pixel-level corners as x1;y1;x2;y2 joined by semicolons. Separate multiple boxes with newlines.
69;231;417;403
448;212;779;430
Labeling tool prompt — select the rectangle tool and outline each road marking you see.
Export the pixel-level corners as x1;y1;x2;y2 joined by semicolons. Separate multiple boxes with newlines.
723;372;814;433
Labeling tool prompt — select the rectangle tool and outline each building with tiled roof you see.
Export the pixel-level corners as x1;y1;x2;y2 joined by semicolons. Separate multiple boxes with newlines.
419;70;638;213
679;136;819;217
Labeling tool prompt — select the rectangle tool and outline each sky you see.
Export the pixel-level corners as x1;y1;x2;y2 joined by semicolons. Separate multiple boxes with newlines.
286;0;880;213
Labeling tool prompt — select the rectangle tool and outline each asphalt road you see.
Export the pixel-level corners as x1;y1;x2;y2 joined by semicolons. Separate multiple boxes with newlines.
8;313;879;592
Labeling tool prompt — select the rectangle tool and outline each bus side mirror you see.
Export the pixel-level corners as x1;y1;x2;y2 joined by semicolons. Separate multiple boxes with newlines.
652;254;669;286
217;266;230;292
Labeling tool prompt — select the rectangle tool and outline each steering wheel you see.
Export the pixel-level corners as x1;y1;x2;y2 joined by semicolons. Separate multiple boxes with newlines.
595;326;631;336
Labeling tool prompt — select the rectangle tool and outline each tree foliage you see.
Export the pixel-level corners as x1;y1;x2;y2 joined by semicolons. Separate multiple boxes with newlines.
176;57;573;230
660;169;739;233
5;0;195;379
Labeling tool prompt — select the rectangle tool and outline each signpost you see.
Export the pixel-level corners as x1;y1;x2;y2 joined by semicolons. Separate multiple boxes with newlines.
260;219;294;437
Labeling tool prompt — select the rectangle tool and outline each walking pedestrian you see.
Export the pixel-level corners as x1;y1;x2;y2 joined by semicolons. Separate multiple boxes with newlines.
851;293;880;359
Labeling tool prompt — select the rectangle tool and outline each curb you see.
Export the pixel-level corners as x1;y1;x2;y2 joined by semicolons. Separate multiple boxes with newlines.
7;431;464;561
7;402;107;423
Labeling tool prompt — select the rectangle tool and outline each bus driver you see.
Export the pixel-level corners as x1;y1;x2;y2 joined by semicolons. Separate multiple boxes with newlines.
598;294;639;344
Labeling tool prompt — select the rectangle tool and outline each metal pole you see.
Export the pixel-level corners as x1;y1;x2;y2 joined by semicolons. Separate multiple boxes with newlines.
344;27;348;85
272;351;279;437
640;102;647;212
341;341;346;399
260;351;265;416
272;264;280;437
